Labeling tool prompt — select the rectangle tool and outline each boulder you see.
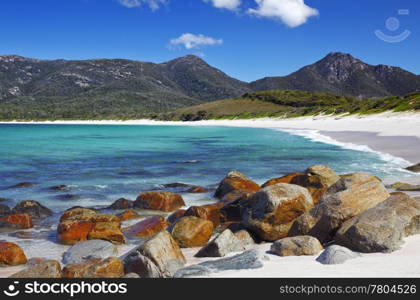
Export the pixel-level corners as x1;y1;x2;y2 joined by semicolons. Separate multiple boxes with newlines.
166;209;186;224
0;214;33;229
123;216;169;239
62;257;124;278
306;165;341;187
195;229;246;257
405;163;420;172
242;183;314;241
10;260;61;278
170;216;214;248
108;198;133;210
134;192;185;212
335;193;420;253
136;231;186;277
123;252;163;278
270;236;323;257
0;242;27;266
184;202;224;227
234;230;256;246
57;208;124;245
289;172;390;243
117;209;141;221
221;190;254;203
316;245;360;265
174;249;267;278
220;197;249;223
62;240;118;264
186;186;208;193
12;200;53;219
214;171;260;199
0;204;10;216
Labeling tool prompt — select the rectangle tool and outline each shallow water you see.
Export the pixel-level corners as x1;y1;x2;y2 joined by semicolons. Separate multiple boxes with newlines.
0;124;413;212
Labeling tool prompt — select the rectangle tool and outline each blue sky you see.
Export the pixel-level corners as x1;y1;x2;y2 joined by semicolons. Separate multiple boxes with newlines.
0;0;418;82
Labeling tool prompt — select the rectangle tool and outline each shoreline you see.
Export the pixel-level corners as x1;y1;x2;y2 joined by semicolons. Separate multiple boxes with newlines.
2;111;420;165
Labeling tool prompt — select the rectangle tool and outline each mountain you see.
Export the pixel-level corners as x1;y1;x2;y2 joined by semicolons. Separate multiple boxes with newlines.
0;54;249;113
250;52;420;98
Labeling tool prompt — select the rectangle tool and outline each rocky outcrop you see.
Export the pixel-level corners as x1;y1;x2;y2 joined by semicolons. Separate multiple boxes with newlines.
57;207;125;245
0;213;33;229
184;203;224;227
270;236;323;256
10;260;62;278
335;193;420;253
405;163;420;172
195;229;246;257
108;198;133;210
124;231;186;278
62;240;118;264
116;209;141;221
174;249;267;278
316;245;360;265
134;192;185;212
242;183;314;241
62;257;124;278
0;242;27;266
123;216;169;239
12;200;53;219
214;171;260;199
170;216;214;248
289;172;390;243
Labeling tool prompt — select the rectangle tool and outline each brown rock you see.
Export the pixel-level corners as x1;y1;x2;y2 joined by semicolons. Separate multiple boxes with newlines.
220;190;254;203
186;186;208;193
10;260;62;278
134;192;185;212
60;207;97;222
10;182;34;189
167;209;186;224
170;216;214;248
262;172;305;188
214;171;260;199
0;242;27;266
88;217;126;245
306;165;341;187
184;202;224;227
117;209;141;221
243;183;314;241
12;200;53;219
108;198;133;210
123;216;169;239
270;236;323;256
57;219;94;245
289;172;390;243
405;163;420;172
62;257;124;278
0;214;33;229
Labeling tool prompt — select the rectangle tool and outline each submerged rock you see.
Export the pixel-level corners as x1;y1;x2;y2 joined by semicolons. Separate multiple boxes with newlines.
0;242;27;266
10;260;62;278
62;257;124;278
9;182;34;189
12;200;53;219
243;183;314;241
49;185;69;191
62;240;118;264
186;186;208;193
214;171;260;199
170;216;214;248
316;245;360;265
335;193;420;253
270;236;323;257
289;172;390;243
134;192;185;212
195;229;245;257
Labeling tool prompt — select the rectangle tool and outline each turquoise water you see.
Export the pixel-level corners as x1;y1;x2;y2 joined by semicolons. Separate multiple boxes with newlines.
0;124;411;212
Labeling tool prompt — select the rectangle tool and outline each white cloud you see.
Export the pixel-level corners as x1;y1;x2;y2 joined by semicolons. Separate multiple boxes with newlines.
204;0;241;11
248;0;319;27
117;0;168;11
170;33;223;49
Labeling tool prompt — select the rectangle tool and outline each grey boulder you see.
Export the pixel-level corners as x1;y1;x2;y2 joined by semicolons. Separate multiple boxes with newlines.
316;245;360;265
195;229;246;257
270;236;323;257
62;240;118;264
